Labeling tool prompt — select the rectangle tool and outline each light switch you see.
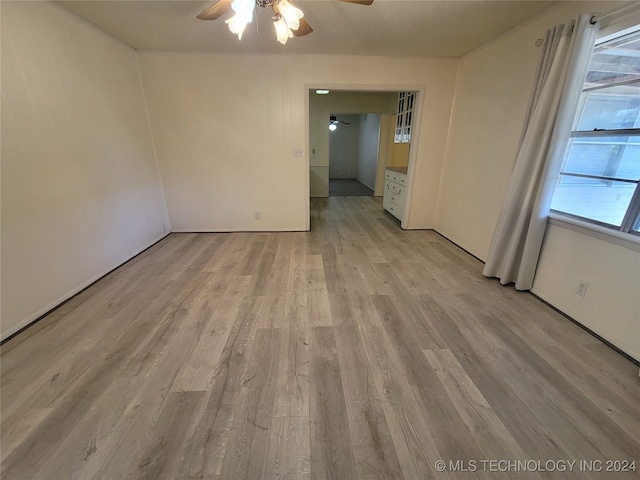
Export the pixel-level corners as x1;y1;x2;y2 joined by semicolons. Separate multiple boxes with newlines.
294;148;303;158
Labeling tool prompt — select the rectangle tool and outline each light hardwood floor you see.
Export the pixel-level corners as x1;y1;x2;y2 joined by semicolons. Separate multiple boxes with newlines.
2;196;639;479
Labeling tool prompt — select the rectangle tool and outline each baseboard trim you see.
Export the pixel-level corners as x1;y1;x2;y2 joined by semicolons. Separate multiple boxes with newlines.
433;229;639;367
530;289;640;366
1;232;170;345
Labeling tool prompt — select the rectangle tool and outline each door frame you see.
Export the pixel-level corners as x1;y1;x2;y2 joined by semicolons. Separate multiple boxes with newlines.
305;83;425;229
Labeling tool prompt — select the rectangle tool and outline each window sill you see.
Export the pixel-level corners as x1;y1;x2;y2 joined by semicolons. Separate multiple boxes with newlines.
548;212;640;252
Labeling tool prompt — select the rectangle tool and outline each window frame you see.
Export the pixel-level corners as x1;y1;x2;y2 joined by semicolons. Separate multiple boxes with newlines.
394;92;415;144
550;24;640;236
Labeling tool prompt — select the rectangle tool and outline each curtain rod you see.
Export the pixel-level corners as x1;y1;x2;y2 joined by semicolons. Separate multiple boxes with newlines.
590;1;640;24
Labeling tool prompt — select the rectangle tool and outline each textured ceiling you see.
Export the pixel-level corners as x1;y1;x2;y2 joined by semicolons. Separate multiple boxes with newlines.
55;0;557;57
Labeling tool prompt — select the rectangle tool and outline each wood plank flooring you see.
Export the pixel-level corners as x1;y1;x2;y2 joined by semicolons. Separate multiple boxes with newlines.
2;196;639;479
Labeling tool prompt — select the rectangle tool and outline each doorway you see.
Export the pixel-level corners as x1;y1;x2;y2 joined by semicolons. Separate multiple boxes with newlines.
309;90;400;198
328;113;379;197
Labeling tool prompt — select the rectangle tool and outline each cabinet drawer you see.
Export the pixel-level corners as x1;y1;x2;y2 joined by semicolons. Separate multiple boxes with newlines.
387;181;404;194
384;169;407;221
383;184;392;210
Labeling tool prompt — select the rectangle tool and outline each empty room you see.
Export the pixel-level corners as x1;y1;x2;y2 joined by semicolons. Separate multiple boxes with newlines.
1;1;639;479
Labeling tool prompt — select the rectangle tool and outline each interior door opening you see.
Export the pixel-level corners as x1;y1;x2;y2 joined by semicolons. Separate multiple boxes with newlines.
309;90;412;197
328;113;378;197
308;89;417;224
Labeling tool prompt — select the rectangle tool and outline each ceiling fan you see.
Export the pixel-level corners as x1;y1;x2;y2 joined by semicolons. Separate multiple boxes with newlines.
330;115;351;125
329;114;350;131
197;0;374;44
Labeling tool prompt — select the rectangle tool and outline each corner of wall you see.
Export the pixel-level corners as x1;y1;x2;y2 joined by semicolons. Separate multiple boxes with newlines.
135;51;171;233
433;57;462;233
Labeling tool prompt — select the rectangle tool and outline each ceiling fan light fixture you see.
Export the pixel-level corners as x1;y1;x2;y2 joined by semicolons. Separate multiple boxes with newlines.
277;0;303;31
197;0;373;44
225;0;254;39
329;123;337;131
273;14;293;44
316;90;330;95
232;0;255;16
225;14;249;39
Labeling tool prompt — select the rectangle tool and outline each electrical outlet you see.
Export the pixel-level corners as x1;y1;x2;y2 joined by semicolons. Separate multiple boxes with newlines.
575;281;589;297
254;212;261;220
294;148;303;158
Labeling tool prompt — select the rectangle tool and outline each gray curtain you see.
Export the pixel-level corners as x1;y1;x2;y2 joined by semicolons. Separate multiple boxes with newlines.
483;14;599;290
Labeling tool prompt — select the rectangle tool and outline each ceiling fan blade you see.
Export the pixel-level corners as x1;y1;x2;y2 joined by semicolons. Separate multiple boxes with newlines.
196;0;233;20
293;18;314;37
337;0;374;5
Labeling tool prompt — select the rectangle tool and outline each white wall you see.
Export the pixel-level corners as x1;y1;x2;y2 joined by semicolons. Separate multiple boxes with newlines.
1;2;169;339
329;115;360;179
533;223;640;361
357;114;381;190
137;55;458;228
434;0;638;361
435;17;539;257
138;53;311;230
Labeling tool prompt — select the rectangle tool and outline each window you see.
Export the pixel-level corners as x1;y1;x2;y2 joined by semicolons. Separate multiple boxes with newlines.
550;27;640;234
395;92;415;143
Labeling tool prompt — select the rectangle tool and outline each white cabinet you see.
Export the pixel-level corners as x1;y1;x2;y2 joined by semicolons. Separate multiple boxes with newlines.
383;168;407;221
